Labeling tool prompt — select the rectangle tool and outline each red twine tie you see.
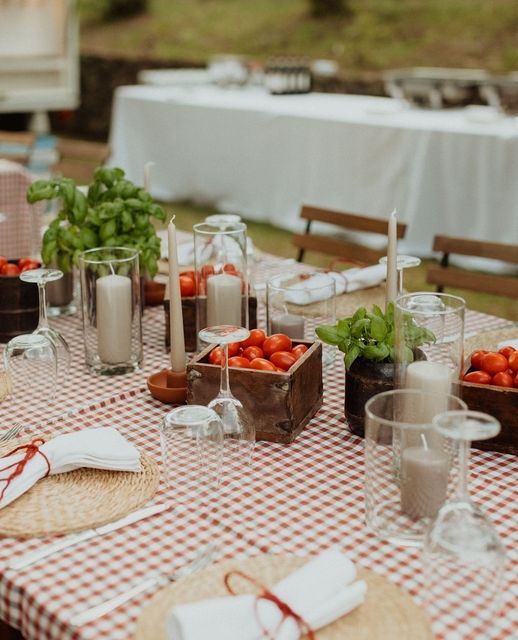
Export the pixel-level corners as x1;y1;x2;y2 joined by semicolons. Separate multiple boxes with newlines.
0;438;50;502
224;569;315;640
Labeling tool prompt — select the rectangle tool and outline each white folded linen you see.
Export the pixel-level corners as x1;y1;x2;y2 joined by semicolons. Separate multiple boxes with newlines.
0;427;141;509
167;548;367;640
285;264;386;305
166;238;255;266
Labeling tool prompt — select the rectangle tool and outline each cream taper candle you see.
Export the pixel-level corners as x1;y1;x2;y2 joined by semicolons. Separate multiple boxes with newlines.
385;209;398;309
168;217;186;372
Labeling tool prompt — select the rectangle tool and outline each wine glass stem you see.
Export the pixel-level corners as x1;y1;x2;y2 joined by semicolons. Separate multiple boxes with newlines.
398;268;404;295
37;282;49;329
219;343;231;399
456;439;471;501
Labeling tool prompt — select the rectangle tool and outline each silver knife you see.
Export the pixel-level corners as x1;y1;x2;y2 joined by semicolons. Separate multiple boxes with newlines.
7;502;171;571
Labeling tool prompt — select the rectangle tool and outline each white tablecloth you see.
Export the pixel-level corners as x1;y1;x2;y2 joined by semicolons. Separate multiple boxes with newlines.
109;85;518;256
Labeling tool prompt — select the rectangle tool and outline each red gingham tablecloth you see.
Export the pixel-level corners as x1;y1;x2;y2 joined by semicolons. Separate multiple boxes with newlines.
0;259;516;640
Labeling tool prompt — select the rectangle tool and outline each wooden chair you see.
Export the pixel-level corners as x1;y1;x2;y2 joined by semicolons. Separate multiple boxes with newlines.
0;130;36;165
427;235;518;299
52;138;111;184
293;205;407;266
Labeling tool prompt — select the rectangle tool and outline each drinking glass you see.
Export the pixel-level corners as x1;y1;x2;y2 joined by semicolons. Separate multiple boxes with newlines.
79;247;142;375
19;268;71;376
394;292;465;398
423;411;506;638
364;388;467;546
379;255;421;296
198;325;255;482
266;272;336;367
193;221;248;350
3;334;58;419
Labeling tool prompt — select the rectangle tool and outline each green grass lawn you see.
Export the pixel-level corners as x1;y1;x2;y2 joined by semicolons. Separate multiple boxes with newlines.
80;0;518;73
161;199;517;321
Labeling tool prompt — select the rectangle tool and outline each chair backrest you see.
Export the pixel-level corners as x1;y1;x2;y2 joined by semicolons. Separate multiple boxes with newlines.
0;130;36;166
53;138;111;184
426;235;518;299
293;205;407;265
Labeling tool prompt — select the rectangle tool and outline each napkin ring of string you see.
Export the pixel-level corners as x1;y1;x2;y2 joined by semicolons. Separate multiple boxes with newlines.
224;569;315;640
0;438;50;501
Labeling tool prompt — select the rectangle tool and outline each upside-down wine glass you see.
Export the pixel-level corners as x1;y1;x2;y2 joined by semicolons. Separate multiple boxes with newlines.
423;411;507;638
197;324;255;486
379;254;421;296
19;268;71;376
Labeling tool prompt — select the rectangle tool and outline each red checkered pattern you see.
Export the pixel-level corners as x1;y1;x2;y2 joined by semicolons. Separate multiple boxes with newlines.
0;257;516;640
0;160;43;260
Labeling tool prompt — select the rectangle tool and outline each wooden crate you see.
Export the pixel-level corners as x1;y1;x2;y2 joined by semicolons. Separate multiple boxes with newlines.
186;340;323;443
164;296;257;352
460;380;518;455
0;262;39;343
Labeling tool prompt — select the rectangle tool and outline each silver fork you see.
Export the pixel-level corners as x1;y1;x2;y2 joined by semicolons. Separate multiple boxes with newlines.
69;546;217;626
0;422;25;444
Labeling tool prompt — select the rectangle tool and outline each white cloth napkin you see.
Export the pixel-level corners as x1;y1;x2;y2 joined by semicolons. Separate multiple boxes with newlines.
0;427;141;509
285;264;386;305
167;549;367;640
163;238;255;266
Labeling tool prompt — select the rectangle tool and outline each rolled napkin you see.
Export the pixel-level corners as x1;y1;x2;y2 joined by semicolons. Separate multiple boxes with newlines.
0;427;141;509
167;548;367;640
164;238;255;266
285;264;386;306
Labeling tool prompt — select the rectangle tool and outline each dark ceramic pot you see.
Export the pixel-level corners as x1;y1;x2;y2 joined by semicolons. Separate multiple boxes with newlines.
344;358;395;438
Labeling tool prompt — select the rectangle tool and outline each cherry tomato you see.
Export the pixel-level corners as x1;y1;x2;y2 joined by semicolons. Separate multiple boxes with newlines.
508;351;518;373
463;370;491;385
0;257;7;271
208;346;224;366
201;265;215;279
17;257;35;269
470;350;488;370
223;263;237;273
263;333;292;358
492;371;514;388
291;344;308;360
240;329;266;349
249;357;277;372
480;352;508;375
0;263;20;276
228;356;251;368
179;274;195;297
514;372;518;389
498;345;516;360
20;261;40;273
227;342;241;357
180;270;196;280
270;351;296;371
242;345;263;360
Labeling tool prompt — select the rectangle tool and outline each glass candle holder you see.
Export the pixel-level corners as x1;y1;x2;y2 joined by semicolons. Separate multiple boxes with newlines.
79;247;142;375
266;272;336;367
364;389;467;546
193;221;248;349
394;292;465;400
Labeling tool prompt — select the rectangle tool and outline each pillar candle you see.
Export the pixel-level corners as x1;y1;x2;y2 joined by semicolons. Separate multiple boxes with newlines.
206;273;242;326
96;274;132;364
168;218;186;372
271;313;305;339
385;209;398;309
400;445;449;519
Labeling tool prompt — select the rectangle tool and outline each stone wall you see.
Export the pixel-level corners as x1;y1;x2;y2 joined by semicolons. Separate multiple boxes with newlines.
49;55;385;142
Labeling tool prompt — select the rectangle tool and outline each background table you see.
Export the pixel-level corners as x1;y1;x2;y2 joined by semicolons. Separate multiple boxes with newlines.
0;257;516;640
109;86;518;256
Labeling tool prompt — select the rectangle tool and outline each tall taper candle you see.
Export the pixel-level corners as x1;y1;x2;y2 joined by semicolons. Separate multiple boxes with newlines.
168;217;186;372
385;209;398;309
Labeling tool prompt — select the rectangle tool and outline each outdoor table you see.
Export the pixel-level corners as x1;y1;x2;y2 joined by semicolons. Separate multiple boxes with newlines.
0;256;516;640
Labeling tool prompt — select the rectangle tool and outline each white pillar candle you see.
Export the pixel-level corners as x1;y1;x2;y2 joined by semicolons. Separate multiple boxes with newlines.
405;361;453;423
168;218;186;372
96;274;132;364
206;273;241;326
400;445;449;519
385;209;398;309
271;313;305;339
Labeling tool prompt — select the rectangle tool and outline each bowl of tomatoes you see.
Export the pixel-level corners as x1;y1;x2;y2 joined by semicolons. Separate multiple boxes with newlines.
186;329;323;443
460;343;518;454
0;256;41;343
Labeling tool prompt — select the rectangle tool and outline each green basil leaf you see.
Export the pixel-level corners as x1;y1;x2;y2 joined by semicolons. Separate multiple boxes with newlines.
315;325;343;345
344;345;361;370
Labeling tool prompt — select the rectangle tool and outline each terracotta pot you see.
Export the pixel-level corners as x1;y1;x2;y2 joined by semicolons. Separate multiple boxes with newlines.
344;358;394;437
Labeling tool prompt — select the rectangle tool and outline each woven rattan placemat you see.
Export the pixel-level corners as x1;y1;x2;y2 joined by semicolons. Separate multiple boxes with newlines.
464;325;517;358
136;554;432;640
0;436;160;538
